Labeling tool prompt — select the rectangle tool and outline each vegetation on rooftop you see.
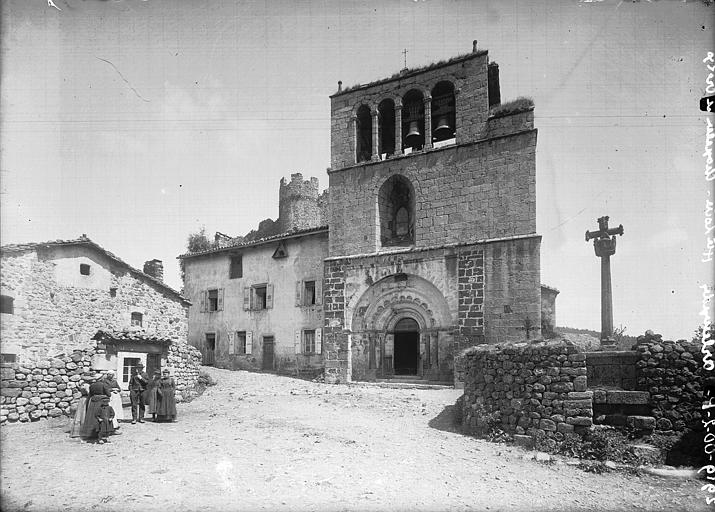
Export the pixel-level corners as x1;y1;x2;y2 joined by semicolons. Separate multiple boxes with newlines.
489;97;534;118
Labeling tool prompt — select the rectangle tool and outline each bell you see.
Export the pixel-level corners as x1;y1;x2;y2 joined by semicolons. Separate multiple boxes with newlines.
434;116;451;134
406;121;421;139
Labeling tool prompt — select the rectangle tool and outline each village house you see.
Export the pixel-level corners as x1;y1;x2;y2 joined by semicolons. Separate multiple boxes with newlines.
0;235;195;392
181;43;553;385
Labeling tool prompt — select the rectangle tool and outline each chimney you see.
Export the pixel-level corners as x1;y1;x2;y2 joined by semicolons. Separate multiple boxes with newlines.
143;259;164;282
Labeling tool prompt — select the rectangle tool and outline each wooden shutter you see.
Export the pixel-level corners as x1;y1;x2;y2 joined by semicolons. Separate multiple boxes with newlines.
218;288;224;311
228;332;235;355
315;328;322;355
200;291;206;313
243;287;250;311
266;284;274;309
315;278;322;306
295;280;302;306
294;329;302;354
246;331;253;355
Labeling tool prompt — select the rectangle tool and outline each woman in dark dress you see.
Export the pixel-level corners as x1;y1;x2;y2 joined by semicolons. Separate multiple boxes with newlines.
156;369;177;422
145;371;161;421
79;379;113;440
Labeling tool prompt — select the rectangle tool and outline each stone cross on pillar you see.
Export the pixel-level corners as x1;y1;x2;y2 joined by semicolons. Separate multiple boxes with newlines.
585;216;624;347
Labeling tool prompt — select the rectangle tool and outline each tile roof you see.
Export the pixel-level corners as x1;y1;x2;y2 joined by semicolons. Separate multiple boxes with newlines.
0;235;190;305
178;225;328;259
92;329;175;346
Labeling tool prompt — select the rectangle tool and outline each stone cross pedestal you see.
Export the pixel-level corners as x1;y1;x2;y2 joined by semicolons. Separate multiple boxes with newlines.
585;216;624;348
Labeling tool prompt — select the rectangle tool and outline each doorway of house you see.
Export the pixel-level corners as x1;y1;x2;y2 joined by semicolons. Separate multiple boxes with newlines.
393;318;420;375
262;336;274;370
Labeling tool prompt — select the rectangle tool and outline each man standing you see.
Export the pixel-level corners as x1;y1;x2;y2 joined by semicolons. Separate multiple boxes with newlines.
129;362;149;424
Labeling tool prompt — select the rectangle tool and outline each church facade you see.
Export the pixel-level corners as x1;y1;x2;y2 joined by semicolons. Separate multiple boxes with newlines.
180;44;543;385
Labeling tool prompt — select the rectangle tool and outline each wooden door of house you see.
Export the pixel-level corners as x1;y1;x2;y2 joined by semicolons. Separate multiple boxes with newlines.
146;353;161;377
262;336;274;370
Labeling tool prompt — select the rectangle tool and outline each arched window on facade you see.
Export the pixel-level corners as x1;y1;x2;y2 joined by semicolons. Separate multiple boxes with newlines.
401;89;425;152
378;175;415;247
431;81;456;145
378;98;395;158
355;104;372;163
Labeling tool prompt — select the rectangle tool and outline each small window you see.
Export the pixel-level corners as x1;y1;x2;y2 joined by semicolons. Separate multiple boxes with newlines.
254;286;267;310
80;264;91;276
1;295;14;314
109;287;117;298
131;312;143;327
230;255;243;279
303;330;316;354
1;353;17;363
208;289;219;312
236;331;247;355
303;281;316;306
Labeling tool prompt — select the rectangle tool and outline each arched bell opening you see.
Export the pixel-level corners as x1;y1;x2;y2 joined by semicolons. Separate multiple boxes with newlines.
378;98;395;158
401;89;425;152
356;104;372;163
431;81;456;144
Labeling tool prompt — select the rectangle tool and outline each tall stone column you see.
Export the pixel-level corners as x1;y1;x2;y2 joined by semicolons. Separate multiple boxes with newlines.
394;101;403;155
371;107;380;161
423;95;433;150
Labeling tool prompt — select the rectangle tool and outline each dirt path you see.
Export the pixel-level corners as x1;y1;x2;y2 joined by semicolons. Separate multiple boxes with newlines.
0;368;708;511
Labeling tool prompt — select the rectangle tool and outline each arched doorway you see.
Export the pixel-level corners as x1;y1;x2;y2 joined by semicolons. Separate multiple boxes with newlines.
392;317;420;375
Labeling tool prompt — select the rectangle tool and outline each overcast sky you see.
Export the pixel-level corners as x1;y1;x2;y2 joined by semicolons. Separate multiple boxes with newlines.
1;0;712;341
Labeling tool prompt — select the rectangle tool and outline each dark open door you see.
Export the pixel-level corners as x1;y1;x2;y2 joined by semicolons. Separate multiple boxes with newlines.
146;353;161;377
262;336;274;370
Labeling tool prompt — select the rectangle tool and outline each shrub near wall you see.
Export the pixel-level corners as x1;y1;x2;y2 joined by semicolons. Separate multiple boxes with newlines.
1;343;203;425
461;340;592;449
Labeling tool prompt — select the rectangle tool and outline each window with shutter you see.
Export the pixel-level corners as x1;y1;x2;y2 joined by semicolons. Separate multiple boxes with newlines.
303;281;316;306
228;332;235;355
295;281;302;307
294;330;301;354
243;287;250;311
266;284;273;309
246;331;253;354
315;328;322;354
217;288;224;311
303;329;316;354
208;289;219;312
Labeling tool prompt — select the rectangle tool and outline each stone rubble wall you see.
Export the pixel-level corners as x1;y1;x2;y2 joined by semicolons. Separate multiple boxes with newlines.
1;343;203;426
461;340;591;447
634;331;705;433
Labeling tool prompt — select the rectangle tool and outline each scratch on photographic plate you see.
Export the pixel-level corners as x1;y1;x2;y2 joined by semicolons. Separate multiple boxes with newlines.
96;57;150;102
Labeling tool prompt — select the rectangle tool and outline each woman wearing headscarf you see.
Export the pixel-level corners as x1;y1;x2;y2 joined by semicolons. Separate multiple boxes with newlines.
79;377;113;440
156;369;177;422
69;383;90;438
102;371;124;430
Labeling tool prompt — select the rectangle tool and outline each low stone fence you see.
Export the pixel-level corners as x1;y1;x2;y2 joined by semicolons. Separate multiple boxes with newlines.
1;343;203;425
634;331;704;433
461;340;591;448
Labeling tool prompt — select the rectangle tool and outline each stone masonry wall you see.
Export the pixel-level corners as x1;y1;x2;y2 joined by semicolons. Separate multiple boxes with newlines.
330;52;489;170
461;341;591;448
634;331;705;432
1;248;188;363
1;343;202;426
328;130;537;258
322;260;348;384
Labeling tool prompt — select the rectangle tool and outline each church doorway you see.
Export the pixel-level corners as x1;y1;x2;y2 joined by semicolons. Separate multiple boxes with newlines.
392;318;420;375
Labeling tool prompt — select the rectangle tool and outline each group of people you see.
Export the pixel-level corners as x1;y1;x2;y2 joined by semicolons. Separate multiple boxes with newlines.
70;363;178;443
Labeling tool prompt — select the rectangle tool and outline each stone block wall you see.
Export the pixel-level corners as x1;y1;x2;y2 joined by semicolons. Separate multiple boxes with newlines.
1;247;188;363
322;260;348;384
328;130;537;258
634;331;705;432
278;173;324;233
461;341;592;446
330;52;489;170
486;109;534;139
1;343;203;426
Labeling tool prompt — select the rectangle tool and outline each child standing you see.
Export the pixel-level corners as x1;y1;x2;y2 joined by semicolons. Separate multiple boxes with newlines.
96;396;116;444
